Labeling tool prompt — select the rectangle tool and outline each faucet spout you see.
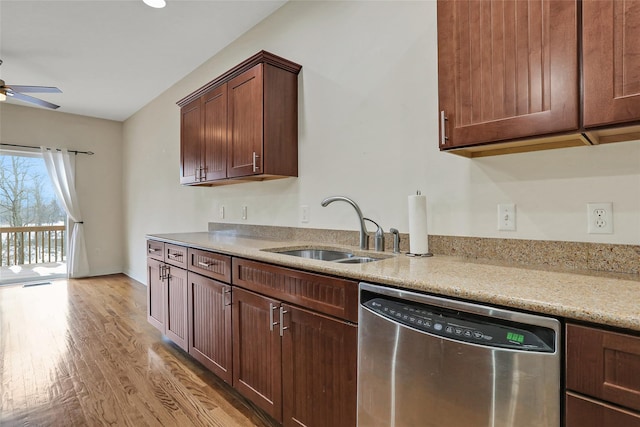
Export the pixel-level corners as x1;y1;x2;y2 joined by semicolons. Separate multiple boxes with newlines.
321;196;369;250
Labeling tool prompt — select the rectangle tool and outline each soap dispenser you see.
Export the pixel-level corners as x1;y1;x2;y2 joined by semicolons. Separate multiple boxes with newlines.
364;218;385;251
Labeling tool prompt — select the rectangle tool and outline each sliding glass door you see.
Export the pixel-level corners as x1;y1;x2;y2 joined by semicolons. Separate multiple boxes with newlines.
0;150;67;284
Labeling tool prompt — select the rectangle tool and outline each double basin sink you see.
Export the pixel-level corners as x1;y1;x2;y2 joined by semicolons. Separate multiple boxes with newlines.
270;248;386;264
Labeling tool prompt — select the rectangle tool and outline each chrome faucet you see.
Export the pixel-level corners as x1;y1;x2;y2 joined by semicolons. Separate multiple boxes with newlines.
321;196;369;250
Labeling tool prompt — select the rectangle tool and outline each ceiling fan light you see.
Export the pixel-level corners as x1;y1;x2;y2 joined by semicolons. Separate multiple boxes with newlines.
143;0;166;8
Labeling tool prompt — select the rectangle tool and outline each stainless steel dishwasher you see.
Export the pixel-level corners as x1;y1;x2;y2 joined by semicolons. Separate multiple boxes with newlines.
357;282;561;427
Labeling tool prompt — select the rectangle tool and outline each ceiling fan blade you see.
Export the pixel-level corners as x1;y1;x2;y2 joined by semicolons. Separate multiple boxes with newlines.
5;85;62;94
7;91;60;109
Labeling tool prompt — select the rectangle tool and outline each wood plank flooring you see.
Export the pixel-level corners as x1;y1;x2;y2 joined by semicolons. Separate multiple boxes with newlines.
0;274;276;427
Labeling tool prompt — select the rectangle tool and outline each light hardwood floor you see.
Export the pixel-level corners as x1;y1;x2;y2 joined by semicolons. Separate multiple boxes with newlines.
0;274;276;427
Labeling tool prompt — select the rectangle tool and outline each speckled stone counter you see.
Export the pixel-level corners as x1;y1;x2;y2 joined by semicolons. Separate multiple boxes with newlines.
147;231;640;333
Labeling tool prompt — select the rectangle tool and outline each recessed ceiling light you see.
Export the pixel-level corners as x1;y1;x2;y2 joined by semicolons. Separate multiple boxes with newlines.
143;0;166;8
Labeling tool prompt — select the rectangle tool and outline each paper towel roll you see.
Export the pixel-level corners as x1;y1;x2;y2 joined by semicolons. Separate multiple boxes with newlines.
408;193;429;254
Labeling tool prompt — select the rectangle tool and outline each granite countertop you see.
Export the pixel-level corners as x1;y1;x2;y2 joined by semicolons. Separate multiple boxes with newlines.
147;231;640;333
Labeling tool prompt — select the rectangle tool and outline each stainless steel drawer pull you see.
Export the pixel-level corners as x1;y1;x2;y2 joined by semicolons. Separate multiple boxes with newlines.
252;152;260;173
198;260;217;268
269;303;279;331
168;253;180;259
222;288;231;309
148;248;157;253
440;110;449;146
279;307;288;336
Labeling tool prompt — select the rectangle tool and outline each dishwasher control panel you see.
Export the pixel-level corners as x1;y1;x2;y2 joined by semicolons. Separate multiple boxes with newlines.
364;297;555;352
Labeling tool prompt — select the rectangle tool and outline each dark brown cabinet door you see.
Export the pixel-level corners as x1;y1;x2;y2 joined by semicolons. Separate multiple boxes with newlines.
583;0;640;128
227;64;263;178
566;393;640;427
232;287;282;422
281;304;357;427
180;97;202;184
165;266;188;351
437;0;579;149
187;272;232;384
147;257;165;333
202;84;228;182
566;324;640;412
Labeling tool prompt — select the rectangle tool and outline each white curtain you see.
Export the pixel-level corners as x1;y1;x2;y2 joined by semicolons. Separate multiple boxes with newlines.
41;147;90;278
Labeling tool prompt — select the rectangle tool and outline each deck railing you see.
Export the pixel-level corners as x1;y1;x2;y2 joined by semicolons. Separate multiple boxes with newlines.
0;225;66;267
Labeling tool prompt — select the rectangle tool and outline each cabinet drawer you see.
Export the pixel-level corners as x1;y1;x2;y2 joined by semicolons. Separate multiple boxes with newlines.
566;323;640;412
232;258;358;323
188;248;231;282
147;240;164;261
566;392;640;427
164;243;188;269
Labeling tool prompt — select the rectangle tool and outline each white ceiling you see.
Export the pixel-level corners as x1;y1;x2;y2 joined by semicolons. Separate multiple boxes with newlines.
0;0;286;121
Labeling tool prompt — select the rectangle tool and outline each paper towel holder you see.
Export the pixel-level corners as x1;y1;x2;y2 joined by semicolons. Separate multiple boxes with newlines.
407;189;433;257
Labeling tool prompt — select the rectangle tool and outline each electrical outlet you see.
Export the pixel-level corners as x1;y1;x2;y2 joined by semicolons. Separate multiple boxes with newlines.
497;203;516;231
242;205;248;220
300;205;309;223
219;206;225;219
587;202;613;234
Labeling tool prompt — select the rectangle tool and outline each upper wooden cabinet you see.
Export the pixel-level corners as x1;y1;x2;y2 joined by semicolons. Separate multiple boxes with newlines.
177;51;301;185
438;0;579;152
583;0;640;128
438;0;640;157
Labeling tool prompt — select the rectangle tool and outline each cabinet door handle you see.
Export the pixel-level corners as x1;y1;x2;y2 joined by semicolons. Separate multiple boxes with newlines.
269;303;279;331
252;152;260;173
440;110;449;146
159;264;169;281
279;307;289;337
148;248;157;253
167;253;180;259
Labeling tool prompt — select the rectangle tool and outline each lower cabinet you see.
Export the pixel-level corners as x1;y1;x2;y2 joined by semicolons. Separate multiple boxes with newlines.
146;257;165;331
233;287;283;421
566;393;640;427
147;241;359;427
566;323;640;427
187;272;232;384
164;266;188;350
232;287;358;427
146;245;188;352
282;302;357;427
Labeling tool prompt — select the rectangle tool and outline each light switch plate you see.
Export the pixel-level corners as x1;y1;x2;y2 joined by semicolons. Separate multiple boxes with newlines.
498;203;516;231
300;205;309;223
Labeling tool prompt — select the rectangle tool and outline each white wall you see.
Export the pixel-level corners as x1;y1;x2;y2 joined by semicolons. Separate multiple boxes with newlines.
1;103;124;276
123;1;640;282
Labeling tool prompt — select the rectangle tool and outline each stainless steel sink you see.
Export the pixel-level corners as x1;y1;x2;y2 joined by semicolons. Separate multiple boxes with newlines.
277;249;355;261
273;248;382;264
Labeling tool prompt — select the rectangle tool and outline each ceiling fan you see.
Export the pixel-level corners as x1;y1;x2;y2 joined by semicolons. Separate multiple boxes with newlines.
0;59;62;109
